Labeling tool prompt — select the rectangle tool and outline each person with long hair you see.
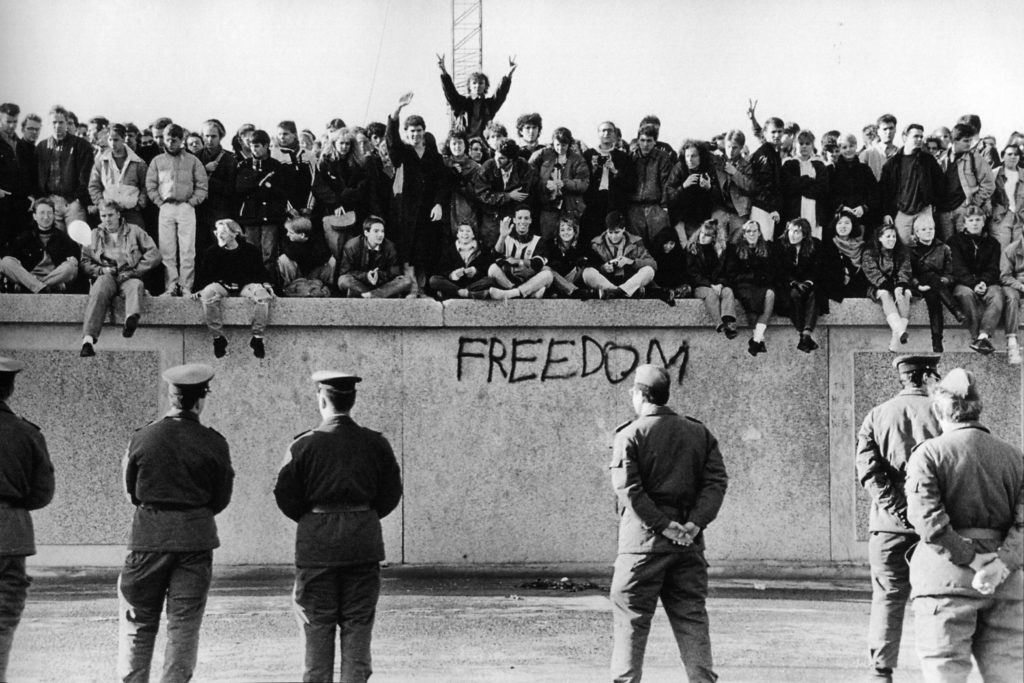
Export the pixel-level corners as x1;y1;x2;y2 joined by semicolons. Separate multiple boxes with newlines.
649;226;690;303
538;217;593;299
774;218;824;352
441;129;482;239
686;219;737;338
909;216;964;352
725;220;775;355
781;130;830;237
313;127;373;260
667;140;718;244
826;209;869;299
863;220;913;351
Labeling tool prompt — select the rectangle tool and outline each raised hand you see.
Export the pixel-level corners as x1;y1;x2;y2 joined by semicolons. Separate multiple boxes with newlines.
436;53;447;73
508;55;518;75
398;91;414;108
747;98;758;120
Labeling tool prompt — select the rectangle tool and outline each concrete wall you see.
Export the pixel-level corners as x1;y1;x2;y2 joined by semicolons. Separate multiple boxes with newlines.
1;294;1021;569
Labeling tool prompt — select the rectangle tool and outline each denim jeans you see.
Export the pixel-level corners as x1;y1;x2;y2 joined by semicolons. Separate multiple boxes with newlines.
83;274;145;339
293;562;380;683
199;282;272;336
117;550;213;683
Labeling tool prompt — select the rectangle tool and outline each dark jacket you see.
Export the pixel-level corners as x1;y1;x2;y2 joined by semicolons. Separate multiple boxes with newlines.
434;239;494;281
627;147;672;206
339;235;402;285
196;147;238;220
948;231;1002;288
530;147;589;218
3;227;80;273
862;244;913;294
829;155;881;233
582;147;635;211
313;154;373;220
123;411;234;552
36;133;94;203
685;243;728;289
440;72;512;140
724;241;774;291
280;230;332;275
610;406;727;554
910;241;954;289
474;156;536;219
195;240;270;291
0;401;55;555
780;157;830;228
749;141;782;213
666;162;719;226
650;228;688;289
536;234;590;276
880;148;945;218
274;414;403;566
773;237;832;313
235;156;290;226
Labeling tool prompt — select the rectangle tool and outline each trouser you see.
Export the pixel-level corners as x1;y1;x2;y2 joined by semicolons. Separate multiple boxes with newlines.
913;594;1023;683
894;207;934;245
1004;286;1022;335
627;204;670;248
610;551;717;683
712;208;750;243
199;282;272;336
486;264;554;297
0;255;78;292
916;282;961;341
935;206;968;243
867;532;916;672
693;285;737;326
158;202;197;291
337;273;413;298
581;266;654;297
244;222;280;287
46;195;86;232
786;286;818;332
278;255;335;287
953;284;1004;338
322;222;360;263
117;550;213;683
83;274;145;339
991;212;1023;250
0;556;30;682
427;275;494;298
548;267;581;295
293;562;380;683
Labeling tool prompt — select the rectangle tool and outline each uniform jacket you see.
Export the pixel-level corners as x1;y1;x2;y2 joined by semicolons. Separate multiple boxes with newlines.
530;147;589;218
3;227;80;273
145;151;208;207
910;240;953;289
906;422;1024;599
856;388;941;533
81;222;161;280
274;414;403;567
36;133;94;203
948;231;1002;288
1000;238;1024;292
610;405;728;554
339;235;402;285
440;72;512;140
123;411;234;552
236;156;289;226
88;147;149;209
627;147;672;206
0;401;55;555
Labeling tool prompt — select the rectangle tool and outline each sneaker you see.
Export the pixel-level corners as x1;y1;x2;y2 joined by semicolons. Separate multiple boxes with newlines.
970;337;995;355
122;314;140;338
80;342;95;358
250;336;265;359
213;336;228;358
747;338;761;356
1009;346;1022;365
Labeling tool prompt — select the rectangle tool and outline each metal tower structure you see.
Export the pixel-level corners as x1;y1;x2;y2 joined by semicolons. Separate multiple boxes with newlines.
451;0;483;99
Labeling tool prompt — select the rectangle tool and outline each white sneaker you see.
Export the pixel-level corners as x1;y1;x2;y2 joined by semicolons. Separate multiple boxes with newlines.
1009;346;1022;365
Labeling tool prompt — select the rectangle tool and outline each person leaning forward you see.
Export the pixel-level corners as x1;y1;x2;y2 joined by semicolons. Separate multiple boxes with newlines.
855;354;942;683
906;368;1023;682
117;363;234;683
275;371;403;683
0;357;55;682
608;364;728;683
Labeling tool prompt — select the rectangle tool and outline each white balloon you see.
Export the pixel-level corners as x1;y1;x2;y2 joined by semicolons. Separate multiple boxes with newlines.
68;220;92;246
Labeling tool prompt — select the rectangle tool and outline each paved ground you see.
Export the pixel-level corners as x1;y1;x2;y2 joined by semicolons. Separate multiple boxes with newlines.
6;568;987;682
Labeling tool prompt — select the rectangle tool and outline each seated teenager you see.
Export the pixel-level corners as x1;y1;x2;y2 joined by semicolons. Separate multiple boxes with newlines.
486;207;553;300
910;216;964;353
862;220;912;351
824;209;869;299
538;217;593;299
429;222;494;300
649;227;689;302
685;219;737;337
774;218;825;352
725;220;776;355
530;127;590;240
79;200;161;357
192;218;274;359
277;217;335;291
1001;234;1024;365
580;210;657;300
949;205;1004;354
0;197;80;293
336;215;412;299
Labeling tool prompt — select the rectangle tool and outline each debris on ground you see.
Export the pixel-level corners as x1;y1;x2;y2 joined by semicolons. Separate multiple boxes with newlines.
518;577;606;592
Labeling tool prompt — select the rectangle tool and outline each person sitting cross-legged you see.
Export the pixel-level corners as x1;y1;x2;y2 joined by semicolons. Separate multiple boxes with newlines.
538;217;595;299
79;200;161;357
486;206;553;300
336;216;412;298
276;217;334;293
0;197;80;293
428;222;494;300
192;219;274;359
581;210;658;300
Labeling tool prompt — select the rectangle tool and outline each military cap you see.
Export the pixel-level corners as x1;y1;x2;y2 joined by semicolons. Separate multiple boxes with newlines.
0;356;26;374
311;370;362;392
162;363;215;388
892;354;940;373
934;368;980;401
633;364;669;394
605;210;626;230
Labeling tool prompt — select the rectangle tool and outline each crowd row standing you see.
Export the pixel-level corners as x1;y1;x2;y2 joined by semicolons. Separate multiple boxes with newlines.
1;59;1023;361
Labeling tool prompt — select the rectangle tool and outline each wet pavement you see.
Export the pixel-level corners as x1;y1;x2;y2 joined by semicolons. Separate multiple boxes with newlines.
7;567;986;682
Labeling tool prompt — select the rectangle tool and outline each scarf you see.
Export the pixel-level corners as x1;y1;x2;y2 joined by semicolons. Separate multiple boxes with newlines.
456;238;479;265
833;235;864;265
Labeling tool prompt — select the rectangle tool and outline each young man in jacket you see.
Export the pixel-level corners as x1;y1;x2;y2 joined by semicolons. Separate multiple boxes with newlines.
0;197;79;292
582;210;658;299
337;216;411;299
935;123;996;242
949;207;1004;354
35;104;94;232
880;124;945;245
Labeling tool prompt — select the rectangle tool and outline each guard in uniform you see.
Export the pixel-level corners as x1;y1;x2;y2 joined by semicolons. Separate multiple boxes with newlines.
608;364;728;683
118;363;234;683
274;371;403;683
855;354;942;682
0;357;54;681
906;368;1023;682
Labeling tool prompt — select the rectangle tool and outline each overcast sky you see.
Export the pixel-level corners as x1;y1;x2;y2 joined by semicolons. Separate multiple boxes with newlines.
2;0;1019;148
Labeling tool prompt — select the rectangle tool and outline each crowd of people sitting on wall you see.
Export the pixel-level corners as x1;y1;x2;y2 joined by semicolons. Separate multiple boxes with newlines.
1;57;1023;361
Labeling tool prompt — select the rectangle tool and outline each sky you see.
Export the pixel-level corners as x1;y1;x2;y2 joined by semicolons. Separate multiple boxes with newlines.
2;0;1020;149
